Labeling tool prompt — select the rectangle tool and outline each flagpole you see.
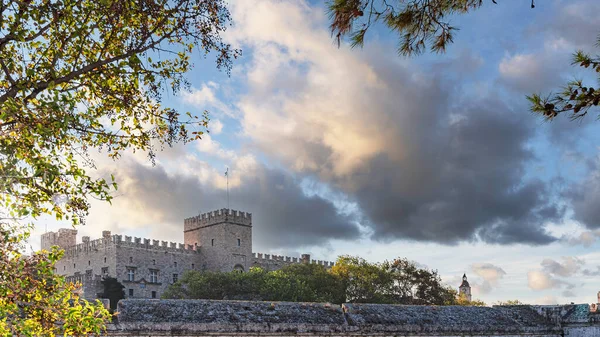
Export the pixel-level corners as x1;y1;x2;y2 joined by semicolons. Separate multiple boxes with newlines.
225;167;229;210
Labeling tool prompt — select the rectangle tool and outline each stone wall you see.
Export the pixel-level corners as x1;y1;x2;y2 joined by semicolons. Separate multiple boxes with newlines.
250;253;335;271
105;299;568;337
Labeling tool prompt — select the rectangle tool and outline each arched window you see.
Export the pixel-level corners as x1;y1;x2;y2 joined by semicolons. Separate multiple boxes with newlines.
233;264;244;273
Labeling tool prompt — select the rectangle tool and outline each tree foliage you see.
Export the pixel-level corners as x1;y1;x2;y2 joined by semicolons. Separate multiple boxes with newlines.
327;0;535;55
98;277;125;312
0;0;239;225
1;0;239;334
529;35;600;121
164;255;468;306
0;224;111;336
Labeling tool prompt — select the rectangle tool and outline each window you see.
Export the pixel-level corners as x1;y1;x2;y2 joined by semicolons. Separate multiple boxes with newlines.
63;266;66;271
174;261;177;268
151;291;157;299
191;263;195;269
88;260;90;266
104;257;106;263
129;257;133;263
237;239;241;247
173;274;178;283
211;239;214;246
127;268;135;281
152;259;156;265
129;289;133;297
86;269;92;278
73;263;76;268
149;269;158;283
101;267;108;275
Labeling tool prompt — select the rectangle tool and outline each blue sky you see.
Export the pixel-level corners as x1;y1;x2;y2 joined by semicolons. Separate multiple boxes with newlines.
32;0;600;305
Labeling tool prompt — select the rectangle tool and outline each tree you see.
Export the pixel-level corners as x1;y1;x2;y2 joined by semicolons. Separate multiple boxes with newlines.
384;258;456;305
455;292;487;306
327;0;535;56
528;35;600;121
0;0;239;225
329;255;394;303
0;224;111;336
98;277;125;312
494;299;525;305
1;0;239;334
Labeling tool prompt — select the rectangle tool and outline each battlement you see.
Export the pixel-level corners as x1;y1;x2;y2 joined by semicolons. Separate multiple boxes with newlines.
184;208;252;231
252;252;335;268
61;232;199;257
116;235;199;254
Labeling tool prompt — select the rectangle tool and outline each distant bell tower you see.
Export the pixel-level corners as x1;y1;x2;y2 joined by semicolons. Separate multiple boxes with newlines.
459;273;472;302
183;208;252;272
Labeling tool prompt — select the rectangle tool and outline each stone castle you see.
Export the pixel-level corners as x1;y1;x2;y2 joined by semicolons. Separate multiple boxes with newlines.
42;208;334;300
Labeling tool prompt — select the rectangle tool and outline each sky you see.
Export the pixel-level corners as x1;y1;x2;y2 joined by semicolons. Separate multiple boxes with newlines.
29;0;600;305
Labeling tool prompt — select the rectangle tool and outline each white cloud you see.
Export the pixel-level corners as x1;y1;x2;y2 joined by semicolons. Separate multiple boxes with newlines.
528;270;560;291
182;82;234;117
210;119;224;135
471;263;506;294
541;257;584;277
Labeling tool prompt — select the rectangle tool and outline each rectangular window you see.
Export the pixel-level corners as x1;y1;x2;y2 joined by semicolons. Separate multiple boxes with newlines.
149;269;158;283
192;263;195;269
101;267;108;275
173;274;178;283
88;260;91;266
129;289;133;297
174;261;177;268
129;257;133;263
127;268;135;281
152;259;156;265
104;257;106;263
237;239;241;247
151;291;157;299
211;239;214;246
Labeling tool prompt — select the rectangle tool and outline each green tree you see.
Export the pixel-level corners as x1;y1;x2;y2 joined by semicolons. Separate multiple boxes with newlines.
455;292;487;306
0;224;111;336
327;0;535;56
0;0;239;225
329;255;394;303
98;277;125;312
528;35;600;121
494;299;525;305
1;0;238;334
384;258;456;305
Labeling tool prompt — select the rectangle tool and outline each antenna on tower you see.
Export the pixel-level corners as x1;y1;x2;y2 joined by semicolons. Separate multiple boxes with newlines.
224;167;229;210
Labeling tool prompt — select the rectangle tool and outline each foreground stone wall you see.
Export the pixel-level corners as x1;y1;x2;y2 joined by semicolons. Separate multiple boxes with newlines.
105;299;571;336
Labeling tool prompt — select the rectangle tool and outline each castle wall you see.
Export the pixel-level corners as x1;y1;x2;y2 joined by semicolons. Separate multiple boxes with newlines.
55;235;118;286
114;235;201;299
102;299;566;337
251;253;335;271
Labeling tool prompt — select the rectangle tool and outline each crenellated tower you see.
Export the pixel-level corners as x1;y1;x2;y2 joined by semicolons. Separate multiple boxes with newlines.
41;228;78;251
184;208;252;272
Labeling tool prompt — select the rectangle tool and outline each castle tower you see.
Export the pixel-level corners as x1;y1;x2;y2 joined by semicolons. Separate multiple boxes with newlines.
184;208;252;272
41;228;77;251
459;273;472;302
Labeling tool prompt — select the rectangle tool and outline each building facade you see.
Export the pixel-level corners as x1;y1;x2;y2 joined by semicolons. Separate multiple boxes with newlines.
41;208;334;300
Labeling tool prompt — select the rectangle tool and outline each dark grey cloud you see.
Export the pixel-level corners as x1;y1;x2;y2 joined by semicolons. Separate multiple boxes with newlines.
333;57;562;244
106;160;360;250
541;257;584;277
239;45;564;245
566;159;600;229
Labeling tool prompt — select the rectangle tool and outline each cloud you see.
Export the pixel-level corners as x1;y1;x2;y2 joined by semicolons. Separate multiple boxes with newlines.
534;295;559;305
497;53;564;93
471;263;506;294
567;159;600;229
528;257;581;291
182;82;234;117
210;119;224;135
541;257;584;277
227;0;563;245
582;266;600;277
528;270;564;291
85;156;361;251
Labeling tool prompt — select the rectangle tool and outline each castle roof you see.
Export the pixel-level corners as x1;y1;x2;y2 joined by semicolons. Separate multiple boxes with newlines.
460;273;470;288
